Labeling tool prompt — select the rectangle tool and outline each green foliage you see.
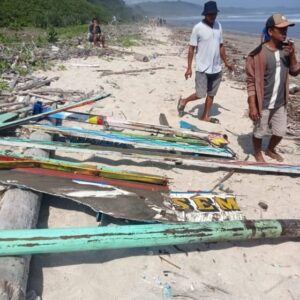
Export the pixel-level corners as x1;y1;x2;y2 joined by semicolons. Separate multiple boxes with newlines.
116;33;141;48
14;65;30;76
36;34;48;47
47;27;58;43
0;80;9;91
0;32;21;43
0;60;10;74
0;0;112;28
56;25;87;39
57;64;67;71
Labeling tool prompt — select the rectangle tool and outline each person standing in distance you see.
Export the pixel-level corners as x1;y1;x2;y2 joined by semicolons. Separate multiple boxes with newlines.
177;1;233;122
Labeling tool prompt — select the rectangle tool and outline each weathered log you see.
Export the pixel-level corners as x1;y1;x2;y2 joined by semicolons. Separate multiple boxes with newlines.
15;77;59;92
19;88;83;96
0;102;26;110
100;67;165;76
133;53;149;62
0;120;53;300
0;189;41;300
9;76;19;90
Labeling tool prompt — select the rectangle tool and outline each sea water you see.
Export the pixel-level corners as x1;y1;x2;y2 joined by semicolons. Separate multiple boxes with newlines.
166;13;300;39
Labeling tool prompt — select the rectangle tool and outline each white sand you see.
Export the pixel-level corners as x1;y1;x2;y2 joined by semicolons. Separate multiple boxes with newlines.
27;26;300;299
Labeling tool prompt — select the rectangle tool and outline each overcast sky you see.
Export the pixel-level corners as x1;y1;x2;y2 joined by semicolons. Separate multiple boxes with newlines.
125;0;300;8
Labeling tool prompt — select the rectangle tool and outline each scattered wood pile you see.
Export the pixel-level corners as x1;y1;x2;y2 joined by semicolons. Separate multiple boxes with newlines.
0;25;145;76
287;91;300;136
0;74;105;133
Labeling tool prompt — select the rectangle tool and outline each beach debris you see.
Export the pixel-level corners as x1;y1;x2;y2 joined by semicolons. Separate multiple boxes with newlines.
162;283;173;298
159;256;181;270
134;53;150;62
179;120;229;147
159;113;170;127
173;245;188;256
99;66;165;76
0;94;110;131
258;202;268;211
202;282;231;295
264;275;297;294
0;152;168;185
289;83;300;95
211;155;249;192
0;161;243;222
0;219;300;256
20;124;234;158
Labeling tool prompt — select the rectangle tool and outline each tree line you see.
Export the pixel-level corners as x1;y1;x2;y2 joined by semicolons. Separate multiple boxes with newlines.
0;0;132;28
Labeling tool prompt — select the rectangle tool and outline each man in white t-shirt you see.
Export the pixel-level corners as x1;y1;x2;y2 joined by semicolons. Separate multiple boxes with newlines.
177;1;233;122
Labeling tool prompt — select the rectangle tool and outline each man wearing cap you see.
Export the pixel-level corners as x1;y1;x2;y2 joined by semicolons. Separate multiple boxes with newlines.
177;1;233;122
246;13;300;162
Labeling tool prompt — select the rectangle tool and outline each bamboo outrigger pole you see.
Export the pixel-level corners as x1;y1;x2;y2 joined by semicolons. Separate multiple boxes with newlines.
0;93;110;131
0;219;299;256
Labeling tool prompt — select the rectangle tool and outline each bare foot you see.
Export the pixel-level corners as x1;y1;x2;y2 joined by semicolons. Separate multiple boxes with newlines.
265;149;284;162
200;117;209;122
200;117;220;124
254;152;266;163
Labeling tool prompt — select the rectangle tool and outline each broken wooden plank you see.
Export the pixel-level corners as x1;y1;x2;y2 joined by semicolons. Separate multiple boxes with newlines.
0;219;299;256
15;76;59;92
0;112;19;123
0;153;168;186
159;113;170;127
10;136;299;176
18;125;233;158
50;111;228;147
49;112;210;145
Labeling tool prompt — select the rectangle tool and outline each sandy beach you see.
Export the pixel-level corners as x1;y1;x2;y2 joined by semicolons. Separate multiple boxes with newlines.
22;24;300;299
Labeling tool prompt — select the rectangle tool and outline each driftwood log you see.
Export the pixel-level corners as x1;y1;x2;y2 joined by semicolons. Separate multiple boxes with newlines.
0;120;54;300
100;66;165;76
133;53;149;62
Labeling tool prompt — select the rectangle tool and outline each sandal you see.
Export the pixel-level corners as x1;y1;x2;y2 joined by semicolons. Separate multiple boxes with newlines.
208;117;220;124
177;97;185;117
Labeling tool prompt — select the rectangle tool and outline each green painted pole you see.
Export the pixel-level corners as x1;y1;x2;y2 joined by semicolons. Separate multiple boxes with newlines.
0;220;299;256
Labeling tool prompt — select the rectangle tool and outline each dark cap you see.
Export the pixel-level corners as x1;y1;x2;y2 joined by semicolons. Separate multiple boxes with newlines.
202;1;219;16
266;13;295;29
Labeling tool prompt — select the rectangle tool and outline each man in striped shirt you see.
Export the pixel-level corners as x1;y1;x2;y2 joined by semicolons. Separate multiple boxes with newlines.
246;13;300;162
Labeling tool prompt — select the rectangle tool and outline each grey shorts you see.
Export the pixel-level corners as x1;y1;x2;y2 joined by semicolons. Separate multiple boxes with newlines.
253;105;287;138
195;71;222;98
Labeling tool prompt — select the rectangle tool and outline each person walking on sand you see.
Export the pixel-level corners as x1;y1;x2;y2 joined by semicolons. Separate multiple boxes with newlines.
177;1;233;122
246;13;300;162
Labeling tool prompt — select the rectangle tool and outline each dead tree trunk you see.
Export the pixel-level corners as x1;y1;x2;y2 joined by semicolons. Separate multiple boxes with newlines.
0;120;53;300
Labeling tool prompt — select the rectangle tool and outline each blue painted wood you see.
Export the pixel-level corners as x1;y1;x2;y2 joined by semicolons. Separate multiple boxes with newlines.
28;124;234;158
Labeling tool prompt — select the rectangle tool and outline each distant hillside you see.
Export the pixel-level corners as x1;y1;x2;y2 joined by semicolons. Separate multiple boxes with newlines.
132;1;202;17
131;1;300;17
88;0;133;20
